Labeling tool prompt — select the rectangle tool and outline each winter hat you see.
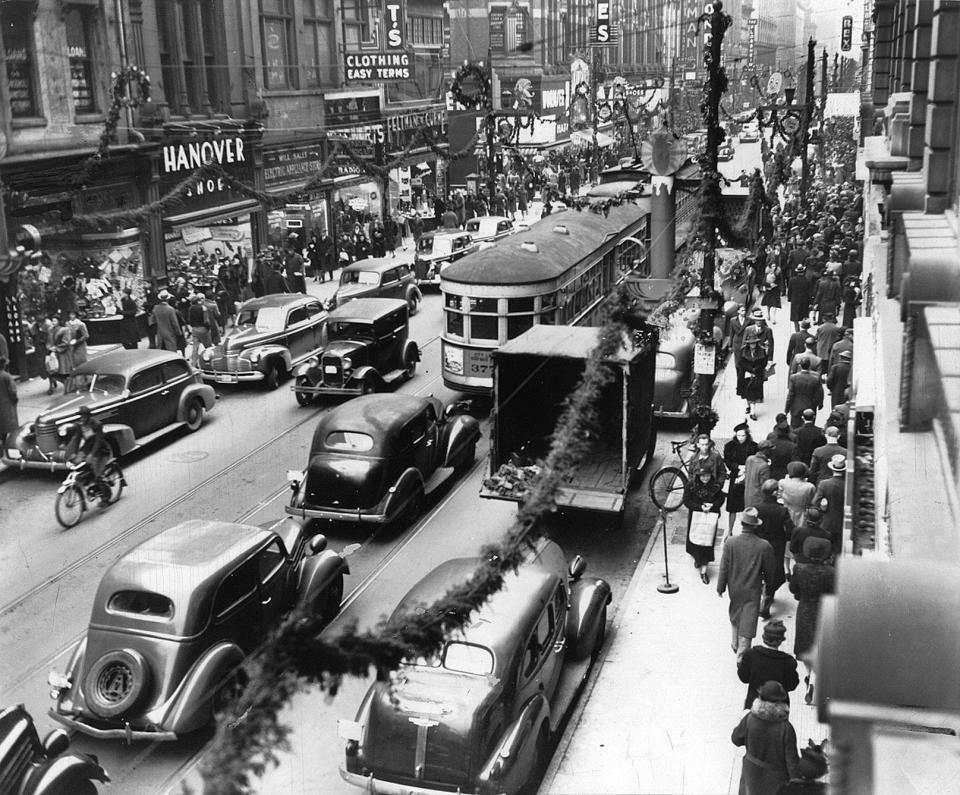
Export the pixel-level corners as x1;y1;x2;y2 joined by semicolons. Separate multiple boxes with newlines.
758;681;789;703
787;461;808;479
803;537;832;563
733;421;750;433
762;619;787;647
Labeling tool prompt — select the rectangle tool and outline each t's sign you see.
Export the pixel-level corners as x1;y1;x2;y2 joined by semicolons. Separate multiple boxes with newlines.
841;16;853;51
384;1;405;50
594;1;610;43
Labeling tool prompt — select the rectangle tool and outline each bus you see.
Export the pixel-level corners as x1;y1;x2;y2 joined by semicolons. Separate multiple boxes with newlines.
440;201;650;393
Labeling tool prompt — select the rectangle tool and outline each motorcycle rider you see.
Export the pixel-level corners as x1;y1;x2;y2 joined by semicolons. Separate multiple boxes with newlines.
72;405;113;503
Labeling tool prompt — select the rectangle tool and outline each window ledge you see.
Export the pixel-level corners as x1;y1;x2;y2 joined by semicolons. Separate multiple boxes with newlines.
261;88;325;97
11;117;48;129
74;112;105;124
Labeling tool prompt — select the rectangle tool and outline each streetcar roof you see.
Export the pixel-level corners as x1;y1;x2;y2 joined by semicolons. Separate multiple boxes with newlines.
494;324;650;363
441;203;648;286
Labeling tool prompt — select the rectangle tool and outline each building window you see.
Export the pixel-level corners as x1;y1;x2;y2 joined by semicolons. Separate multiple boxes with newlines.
409;15;442;46
65;7;97;113
342;0;375;49
301;0;334;87
2;2;39;118
261;0;295;89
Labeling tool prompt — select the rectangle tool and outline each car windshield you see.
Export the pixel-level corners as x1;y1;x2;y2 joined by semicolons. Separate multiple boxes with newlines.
65;372;126;395
236;306;287;332
328;321;376;340
341;270;381;286
401;642;494;675
325;431;374;451
417;237;434;254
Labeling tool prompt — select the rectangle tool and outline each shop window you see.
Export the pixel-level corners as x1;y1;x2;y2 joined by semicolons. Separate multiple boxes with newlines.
410;16;442;46
261;0;295;90
470;314;499;341
301;0;334;87
2;1;40;118
65;6;97;114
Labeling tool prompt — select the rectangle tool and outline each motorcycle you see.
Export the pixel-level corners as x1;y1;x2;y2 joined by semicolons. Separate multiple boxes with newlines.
55;459;126;529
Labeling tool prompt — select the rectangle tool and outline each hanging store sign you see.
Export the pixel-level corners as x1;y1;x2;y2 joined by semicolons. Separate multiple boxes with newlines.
159;133;255;217
384;1;406;49
747;19;756;68
344;52;414;83
263;145;325;188
594;0;611;42
841;16;853;51
384;108;445;153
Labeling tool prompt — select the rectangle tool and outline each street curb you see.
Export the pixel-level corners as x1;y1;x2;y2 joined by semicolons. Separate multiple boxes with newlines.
538;501;672;793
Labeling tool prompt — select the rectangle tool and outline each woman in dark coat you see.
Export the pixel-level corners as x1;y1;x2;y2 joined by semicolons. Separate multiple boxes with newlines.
732;681;800;795
740;325;769;419
724;421;758;536
789;537;835;703
787;266;813;329
683;469;725;584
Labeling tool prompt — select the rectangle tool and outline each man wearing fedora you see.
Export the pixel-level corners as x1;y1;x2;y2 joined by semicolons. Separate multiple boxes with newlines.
717;507;777;660
807;426;845;485
814;455;847;554
826;349;852;408
737;619;800;709
754;479;794;617
151;291;182;354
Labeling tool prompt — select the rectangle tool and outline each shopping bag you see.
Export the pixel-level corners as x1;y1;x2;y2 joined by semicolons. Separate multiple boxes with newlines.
765;362;777;378
689;511;720;547
44;352;58;373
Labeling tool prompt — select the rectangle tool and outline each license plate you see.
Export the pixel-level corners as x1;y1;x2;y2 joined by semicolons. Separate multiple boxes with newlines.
324;365;338;374
216;374;238;383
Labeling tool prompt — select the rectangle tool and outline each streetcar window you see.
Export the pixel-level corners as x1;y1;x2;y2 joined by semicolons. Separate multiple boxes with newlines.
444;293;464;310
538;310;556;325
541;292;558;311
467;297;498;313
508;297;535;312
417;237;434;254
446;311;464;337
508;315;534;338
470;315;498;341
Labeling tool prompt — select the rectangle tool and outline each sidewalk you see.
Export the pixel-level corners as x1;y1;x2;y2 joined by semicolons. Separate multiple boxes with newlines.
541;307;829;795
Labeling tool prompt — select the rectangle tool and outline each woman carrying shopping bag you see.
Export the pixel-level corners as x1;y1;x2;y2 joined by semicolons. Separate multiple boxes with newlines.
683;469;726;584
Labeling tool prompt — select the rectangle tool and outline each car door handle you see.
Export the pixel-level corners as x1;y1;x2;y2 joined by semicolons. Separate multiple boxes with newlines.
161;390;170;395
425;440;433;447
553;640;565;654
261;596;272;606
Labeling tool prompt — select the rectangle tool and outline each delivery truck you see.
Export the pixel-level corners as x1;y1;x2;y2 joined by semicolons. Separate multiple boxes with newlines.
480;324;658;513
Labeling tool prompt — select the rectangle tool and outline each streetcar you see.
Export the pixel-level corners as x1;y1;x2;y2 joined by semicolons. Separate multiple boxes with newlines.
440;202;650;393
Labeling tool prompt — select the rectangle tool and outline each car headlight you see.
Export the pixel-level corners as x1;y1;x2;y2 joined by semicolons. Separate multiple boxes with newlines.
307;357;319;369
201;349;213;361
248;351;261;364
342;357;353;372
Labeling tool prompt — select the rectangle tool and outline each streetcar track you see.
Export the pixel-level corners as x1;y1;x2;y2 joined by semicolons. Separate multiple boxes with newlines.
0;334;444;623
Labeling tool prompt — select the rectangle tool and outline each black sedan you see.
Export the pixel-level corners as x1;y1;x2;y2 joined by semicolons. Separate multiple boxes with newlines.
286;394;481;526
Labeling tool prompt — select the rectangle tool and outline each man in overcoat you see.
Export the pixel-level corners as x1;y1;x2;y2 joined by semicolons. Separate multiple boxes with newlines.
815;314;843;374
754;479;794;617
826;349;852;408
737;619;800;708
743;440;773;512
793;408;826;467
717;507;777;659
787;267;813;331
808;426;845;485
814;454;847;554
784;357;824;428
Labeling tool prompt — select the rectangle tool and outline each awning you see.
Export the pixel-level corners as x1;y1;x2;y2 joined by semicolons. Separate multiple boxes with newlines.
164;200;260;228
570;129;616;148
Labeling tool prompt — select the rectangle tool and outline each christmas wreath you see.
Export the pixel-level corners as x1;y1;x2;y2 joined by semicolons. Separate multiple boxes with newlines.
449;62;491;110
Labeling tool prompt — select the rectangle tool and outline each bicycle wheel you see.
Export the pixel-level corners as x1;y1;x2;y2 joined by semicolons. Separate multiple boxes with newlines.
649;466;688;512
55;485;86;528
103;462;125;505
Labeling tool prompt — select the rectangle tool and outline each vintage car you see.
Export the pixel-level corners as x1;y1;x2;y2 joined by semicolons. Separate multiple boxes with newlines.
738;126;760;143
0;704;109;793
286;394;481;526
463;215;517;244
413;230;478;286
48;518;349;741
654;328;696;420
199;293;327;389
2;349;216;472
333;259;422;316
718;143;735;161
339;539;611;795
291;299;420;404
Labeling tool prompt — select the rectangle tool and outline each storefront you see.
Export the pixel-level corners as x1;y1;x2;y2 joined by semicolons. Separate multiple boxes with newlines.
384;105;447;214
324;88;386;224
261;140;330;249
153;124;262;287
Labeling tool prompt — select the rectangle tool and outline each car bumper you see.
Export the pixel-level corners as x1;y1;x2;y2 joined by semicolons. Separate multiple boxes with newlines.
200;370;265;383
340;767;501;795
285;504;391;523
49;710;178;742
292;383;363;396
2;451;68;471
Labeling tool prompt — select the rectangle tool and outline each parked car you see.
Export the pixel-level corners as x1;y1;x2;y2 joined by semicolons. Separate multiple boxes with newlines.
654;328;696;420
0;703;109;793
291;298;420;404
718;144;735;161
338;539;611;795
287;394;481;526
463;215;517;244
413;230;478;287
47;518;349;741
199;293;327;389
2;349;216;472
739;126;760;143
334;258;422;315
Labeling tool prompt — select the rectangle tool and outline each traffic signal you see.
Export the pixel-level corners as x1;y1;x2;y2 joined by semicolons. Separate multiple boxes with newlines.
841;16;853;51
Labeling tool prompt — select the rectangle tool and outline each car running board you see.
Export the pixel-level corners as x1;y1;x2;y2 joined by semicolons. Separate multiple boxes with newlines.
423;466;455;495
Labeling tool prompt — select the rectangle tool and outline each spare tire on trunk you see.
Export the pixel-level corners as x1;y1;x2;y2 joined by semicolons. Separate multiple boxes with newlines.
84;648;150;718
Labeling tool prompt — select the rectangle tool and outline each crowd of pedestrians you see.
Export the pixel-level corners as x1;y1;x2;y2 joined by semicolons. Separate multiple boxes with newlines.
676;119;862;794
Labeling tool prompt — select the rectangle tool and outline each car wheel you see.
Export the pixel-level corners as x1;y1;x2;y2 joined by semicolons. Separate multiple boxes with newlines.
212;668;249;721
314;574;344;624
403;351;418;380
361;376;377;395
294;377;314;406
398;486;424;528
184;397;205;432
73;783;98;795
264;361;283;390
407;292;420;316
455;442;476;474
520;724;551;795
84;649;150;718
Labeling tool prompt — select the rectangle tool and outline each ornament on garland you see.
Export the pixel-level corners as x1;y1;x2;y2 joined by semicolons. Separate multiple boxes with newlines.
449;62;492;110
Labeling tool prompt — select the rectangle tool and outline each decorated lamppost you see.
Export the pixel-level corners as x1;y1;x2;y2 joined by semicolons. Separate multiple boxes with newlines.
639;130;687;279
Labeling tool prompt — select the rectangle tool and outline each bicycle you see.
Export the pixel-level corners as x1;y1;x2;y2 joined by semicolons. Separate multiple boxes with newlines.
55;459;126;529
648;437;698;512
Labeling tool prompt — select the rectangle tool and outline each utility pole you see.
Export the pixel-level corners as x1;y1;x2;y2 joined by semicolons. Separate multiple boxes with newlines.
694;1;730;435
484;45;497;203
799;38;815;196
